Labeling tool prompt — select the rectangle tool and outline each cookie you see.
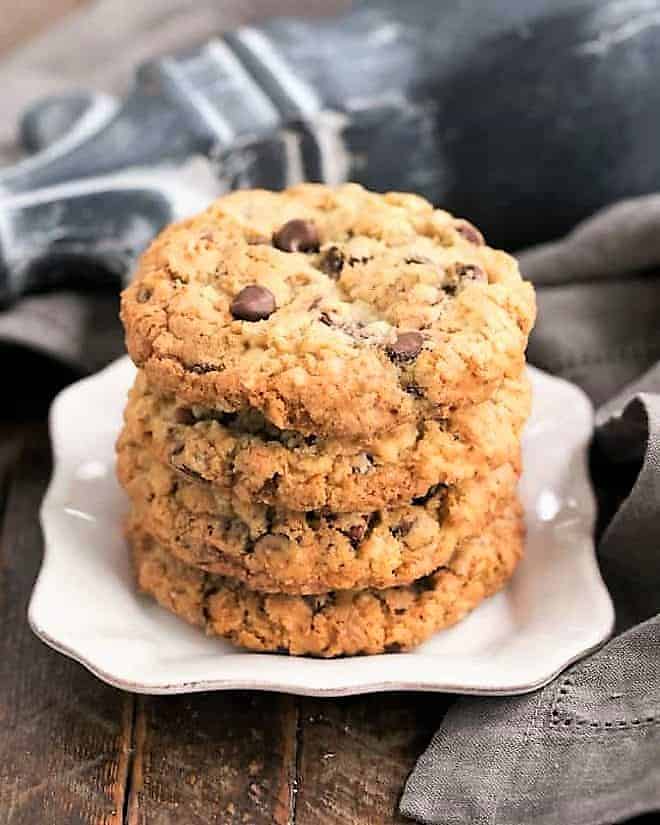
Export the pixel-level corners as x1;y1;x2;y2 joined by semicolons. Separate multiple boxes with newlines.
117;436;519;594
121;184;536;440
130;504;524;656
122;369;530;512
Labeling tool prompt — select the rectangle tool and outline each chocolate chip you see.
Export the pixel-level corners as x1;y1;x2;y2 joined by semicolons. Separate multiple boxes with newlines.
348;255;371;266
455;220;485;246
412;483;446;506
386;331;424;363
174;407;196;426
319;312;334;327
344;511;381;547
273;219;320;252
305;511;323;529
230;285;276;321
189;362;218;374
136;286;152;303
260;475;281;499
347;524;367;546
404;382;425;399
385;642;403;652
442;263;488;296
390;520;414;539
319;245;344;277
456;263;487;283
413;574;437;594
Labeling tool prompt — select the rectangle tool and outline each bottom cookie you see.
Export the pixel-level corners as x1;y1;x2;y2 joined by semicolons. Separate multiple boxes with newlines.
130;502;524;657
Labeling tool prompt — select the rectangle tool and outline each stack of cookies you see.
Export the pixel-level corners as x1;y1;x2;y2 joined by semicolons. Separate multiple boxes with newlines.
117;184;536;657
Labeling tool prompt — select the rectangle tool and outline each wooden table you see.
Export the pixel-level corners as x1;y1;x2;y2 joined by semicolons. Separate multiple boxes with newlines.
0;419;449;824
1;421;657;825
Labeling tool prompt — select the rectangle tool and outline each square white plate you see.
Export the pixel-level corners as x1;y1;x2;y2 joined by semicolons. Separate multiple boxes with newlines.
29;357;614;696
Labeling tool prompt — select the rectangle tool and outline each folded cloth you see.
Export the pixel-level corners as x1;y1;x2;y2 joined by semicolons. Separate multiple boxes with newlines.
400;205;660;825
524;196;660;404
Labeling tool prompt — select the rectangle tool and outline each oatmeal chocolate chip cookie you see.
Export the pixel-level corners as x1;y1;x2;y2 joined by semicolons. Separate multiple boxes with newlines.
130;504;524;656
122;369;530;512
117;437;519;594
121;184;536;440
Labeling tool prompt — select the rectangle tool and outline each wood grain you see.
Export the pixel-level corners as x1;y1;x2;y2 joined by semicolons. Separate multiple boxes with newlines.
126;692;298;825
293;694;445;825
0;420;651;825
0;427;133;825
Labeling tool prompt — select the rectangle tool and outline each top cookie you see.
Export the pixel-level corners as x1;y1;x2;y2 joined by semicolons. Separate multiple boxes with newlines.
121;184;536;439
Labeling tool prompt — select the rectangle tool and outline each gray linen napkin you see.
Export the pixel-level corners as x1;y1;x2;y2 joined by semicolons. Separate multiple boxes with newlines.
400;204;660;825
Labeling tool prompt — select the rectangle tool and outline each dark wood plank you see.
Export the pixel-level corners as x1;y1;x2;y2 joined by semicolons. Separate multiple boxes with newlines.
0;423;24;500
0;425;133;825
0;420;651;825
293;693;447;825
294;689;657;825
126;692;298;825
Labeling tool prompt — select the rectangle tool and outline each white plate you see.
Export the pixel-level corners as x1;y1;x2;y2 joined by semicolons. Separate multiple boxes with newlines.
29;357;614;696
